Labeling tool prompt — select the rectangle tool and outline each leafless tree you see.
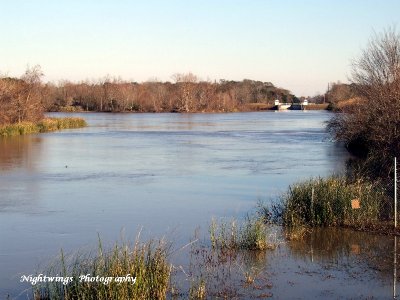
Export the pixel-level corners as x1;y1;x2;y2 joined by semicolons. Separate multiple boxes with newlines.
328;27;400;178
0;65;44;124
172;72;199;112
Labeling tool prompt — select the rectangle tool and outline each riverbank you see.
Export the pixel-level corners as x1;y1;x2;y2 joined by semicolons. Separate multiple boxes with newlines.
55;103;329;113
245;103;329;111
0;117;87;137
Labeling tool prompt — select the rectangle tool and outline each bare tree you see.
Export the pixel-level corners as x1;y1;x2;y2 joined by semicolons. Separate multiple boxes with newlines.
172;72;199;112
0;65;44;124
328;27;400;178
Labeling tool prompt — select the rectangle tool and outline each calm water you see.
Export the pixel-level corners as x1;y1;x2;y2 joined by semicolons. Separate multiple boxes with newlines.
1;111;395;299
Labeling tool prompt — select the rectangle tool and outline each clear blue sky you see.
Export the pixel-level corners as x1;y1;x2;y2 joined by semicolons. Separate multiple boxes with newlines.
0;0;399;96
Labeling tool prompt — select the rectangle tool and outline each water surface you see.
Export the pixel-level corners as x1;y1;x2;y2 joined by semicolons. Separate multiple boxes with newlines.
0;111;372;298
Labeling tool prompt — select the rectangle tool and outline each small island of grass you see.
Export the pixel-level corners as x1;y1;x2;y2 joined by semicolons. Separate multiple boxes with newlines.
0;117;87;137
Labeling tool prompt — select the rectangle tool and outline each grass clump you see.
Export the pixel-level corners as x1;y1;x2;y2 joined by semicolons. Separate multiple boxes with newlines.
0;117;86;137
209;216;275;251
189;279;207;300
38;117;87;131
34;238;171;300
281;176;391;228
0;121;40;136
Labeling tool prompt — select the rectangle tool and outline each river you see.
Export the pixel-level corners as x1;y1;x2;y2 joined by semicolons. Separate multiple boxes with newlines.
0;111;396;299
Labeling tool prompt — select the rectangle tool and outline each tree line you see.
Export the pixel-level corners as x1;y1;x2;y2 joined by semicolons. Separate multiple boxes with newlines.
45;74;296;113
0;70;298;126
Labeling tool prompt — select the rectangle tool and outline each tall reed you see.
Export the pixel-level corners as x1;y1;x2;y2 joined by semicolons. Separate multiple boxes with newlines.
34;238;171;300
209;216;276;251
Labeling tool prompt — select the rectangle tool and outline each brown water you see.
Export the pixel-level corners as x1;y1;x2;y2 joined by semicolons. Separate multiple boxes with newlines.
0;111;396;299
174;227;398;299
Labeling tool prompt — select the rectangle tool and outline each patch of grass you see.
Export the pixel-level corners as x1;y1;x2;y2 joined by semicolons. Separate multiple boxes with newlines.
209;216;276;251
0;121;40;136
280;176;391;228
38;117;87;131
33;237;171;300
0;117;87;137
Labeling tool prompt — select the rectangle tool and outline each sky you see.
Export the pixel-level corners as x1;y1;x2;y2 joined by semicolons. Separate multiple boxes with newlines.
0;0;399;96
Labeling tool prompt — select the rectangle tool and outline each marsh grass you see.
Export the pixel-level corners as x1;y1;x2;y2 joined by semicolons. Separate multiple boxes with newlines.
0;117;86;137
189;279;206;300
33;237;171;300
184;234;273;299
280;176;391;228
209;216;276;251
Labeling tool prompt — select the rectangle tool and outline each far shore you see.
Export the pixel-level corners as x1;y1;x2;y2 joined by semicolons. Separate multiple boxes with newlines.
52;103;330;114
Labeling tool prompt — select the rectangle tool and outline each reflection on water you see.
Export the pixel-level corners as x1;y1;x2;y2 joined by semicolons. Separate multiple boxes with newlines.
0;135;42;172
0;136;43;213
266;228;398;298
287;228;394;273
174;226;398;299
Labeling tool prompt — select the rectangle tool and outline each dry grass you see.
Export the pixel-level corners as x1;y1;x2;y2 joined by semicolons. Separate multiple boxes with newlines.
0;117;86;137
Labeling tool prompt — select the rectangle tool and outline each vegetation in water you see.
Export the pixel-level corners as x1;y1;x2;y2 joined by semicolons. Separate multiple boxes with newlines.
31;213;278;300
0;117;87;137
259;176;392;229
33;237;171;300
209;216;276;251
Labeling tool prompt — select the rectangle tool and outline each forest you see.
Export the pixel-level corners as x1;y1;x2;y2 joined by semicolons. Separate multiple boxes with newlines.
0;70;298;125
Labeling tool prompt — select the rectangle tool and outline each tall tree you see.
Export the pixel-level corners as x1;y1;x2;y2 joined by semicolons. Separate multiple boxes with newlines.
328;27;400;178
